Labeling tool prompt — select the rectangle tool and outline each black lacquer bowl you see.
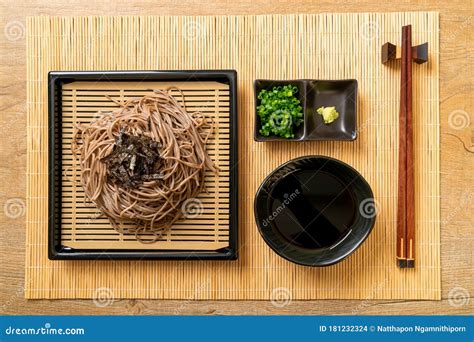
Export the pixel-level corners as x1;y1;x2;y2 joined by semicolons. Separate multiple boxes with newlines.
254;156;376;266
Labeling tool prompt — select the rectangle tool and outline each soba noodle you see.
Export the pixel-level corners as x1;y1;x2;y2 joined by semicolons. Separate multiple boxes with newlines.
72;89;218;242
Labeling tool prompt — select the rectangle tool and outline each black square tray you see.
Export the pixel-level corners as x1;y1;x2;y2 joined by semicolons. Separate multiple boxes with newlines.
48;70;238;260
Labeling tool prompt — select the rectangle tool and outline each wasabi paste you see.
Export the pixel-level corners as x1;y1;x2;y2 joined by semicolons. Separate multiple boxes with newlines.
317;106;340;124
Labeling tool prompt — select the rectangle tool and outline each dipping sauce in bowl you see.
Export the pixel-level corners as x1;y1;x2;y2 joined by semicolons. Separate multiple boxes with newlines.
254;155;376;266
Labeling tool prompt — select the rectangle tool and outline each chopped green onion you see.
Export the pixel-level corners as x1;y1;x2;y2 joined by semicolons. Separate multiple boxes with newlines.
257;85;303;138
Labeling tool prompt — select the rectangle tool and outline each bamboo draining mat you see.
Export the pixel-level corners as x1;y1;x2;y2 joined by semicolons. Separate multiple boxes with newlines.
26;13;440;300
60;81;231;251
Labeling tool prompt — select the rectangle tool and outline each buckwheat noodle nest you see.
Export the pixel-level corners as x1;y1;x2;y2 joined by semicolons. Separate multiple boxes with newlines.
72;89;218;242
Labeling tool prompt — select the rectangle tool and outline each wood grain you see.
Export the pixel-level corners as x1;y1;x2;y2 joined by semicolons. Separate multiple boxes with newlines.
396;25;408;266
405;25;415;267
1;0;473;315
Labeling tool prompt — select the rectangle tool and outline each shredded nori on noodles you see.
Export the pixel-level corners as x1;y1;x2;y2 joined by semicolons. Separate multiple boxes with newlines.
101;128;163;188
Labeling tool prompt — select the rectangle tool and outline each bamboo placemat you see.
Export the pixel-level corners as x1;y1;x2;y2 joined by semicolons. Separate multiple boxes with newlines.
26;12;440;300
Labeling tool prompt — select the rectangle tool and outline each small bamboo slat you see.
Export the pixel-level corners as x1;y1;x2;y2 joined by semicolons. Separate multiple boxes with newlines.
26;13;440;300
59;81;231;250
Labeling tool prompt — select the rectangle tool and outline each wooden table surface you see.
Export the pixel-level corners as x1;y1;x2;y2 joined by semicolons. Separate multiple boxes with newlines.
0;0;472;315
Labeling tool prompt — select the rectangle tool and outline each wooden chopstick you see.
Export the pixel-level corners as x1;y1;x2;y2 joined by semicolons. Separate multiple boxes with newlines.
397;25;415;268
405;25;415;268
396;26;408;268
